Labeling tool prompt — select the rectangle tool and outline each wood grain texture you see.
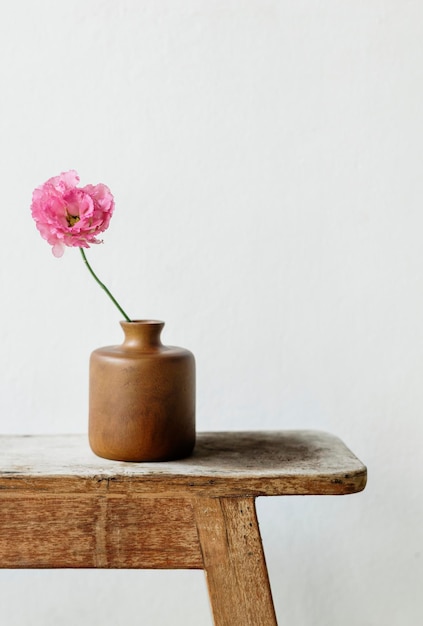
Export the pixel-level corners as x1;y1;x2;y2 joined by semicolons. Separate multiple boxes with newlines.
0;495;202;569
0;431;367;497
195;497;277;626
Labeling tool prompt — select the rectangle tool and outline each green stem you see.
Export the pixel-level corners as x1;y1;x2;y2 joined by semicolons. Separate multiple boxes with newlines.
79;248;131;322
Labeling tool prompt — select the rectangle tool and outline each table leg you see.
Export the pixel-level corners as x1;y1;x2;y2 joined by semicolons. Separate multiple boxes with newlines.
194;496;277;626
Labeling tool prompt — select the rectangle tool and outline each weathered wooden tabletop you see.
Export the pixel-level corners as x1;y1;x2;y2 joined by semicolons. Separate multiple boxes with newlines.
0;430;366;496
0;431;366;625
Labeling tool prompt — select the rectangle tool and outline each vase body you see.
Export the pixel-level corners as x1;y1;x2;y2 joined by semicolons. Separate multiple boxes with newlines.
89;320;195;462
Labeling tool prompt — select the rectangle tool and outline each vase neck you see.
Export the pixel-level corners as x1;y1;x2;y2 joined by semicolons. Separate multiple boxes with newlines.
120;320;164;349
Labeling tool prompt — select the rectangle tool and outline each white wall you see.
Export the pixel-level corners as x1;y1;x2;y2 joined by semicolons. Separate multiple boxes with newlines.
0;1;422;624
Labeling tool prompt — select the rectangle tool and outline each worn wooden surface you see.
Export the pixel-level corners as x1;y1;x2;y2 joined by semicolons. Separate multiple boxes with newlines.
0;495;202;569
0;431;367;625
0;430;367;496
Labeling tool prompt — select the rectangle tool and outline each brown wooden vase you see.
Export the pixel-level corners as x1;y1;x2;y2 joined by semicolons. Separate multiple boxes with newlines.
89;320;196;462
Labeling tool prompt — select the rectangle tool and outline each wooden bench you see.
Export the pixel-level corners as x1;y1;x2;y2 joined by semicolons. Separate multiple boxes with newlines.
0;431;366;625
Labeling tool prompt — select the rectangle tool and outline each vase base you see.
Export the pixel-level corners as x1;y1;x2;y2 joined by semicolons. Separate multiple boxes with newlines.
89;439;196;463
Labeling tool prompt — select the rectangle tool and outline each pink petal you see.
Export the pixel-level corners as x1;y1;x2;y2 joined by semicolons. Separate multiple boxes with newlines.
52;242;65;257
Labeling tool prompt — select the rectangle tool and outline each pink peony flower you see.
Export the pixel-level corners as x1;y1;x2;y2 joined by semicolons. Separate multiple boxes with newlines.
31;170;131;321
31;170;115;258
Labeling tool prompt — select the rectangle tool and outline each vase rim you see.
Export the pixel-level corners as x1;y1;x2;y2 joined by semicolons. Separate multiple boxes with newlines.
120;319;164;325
